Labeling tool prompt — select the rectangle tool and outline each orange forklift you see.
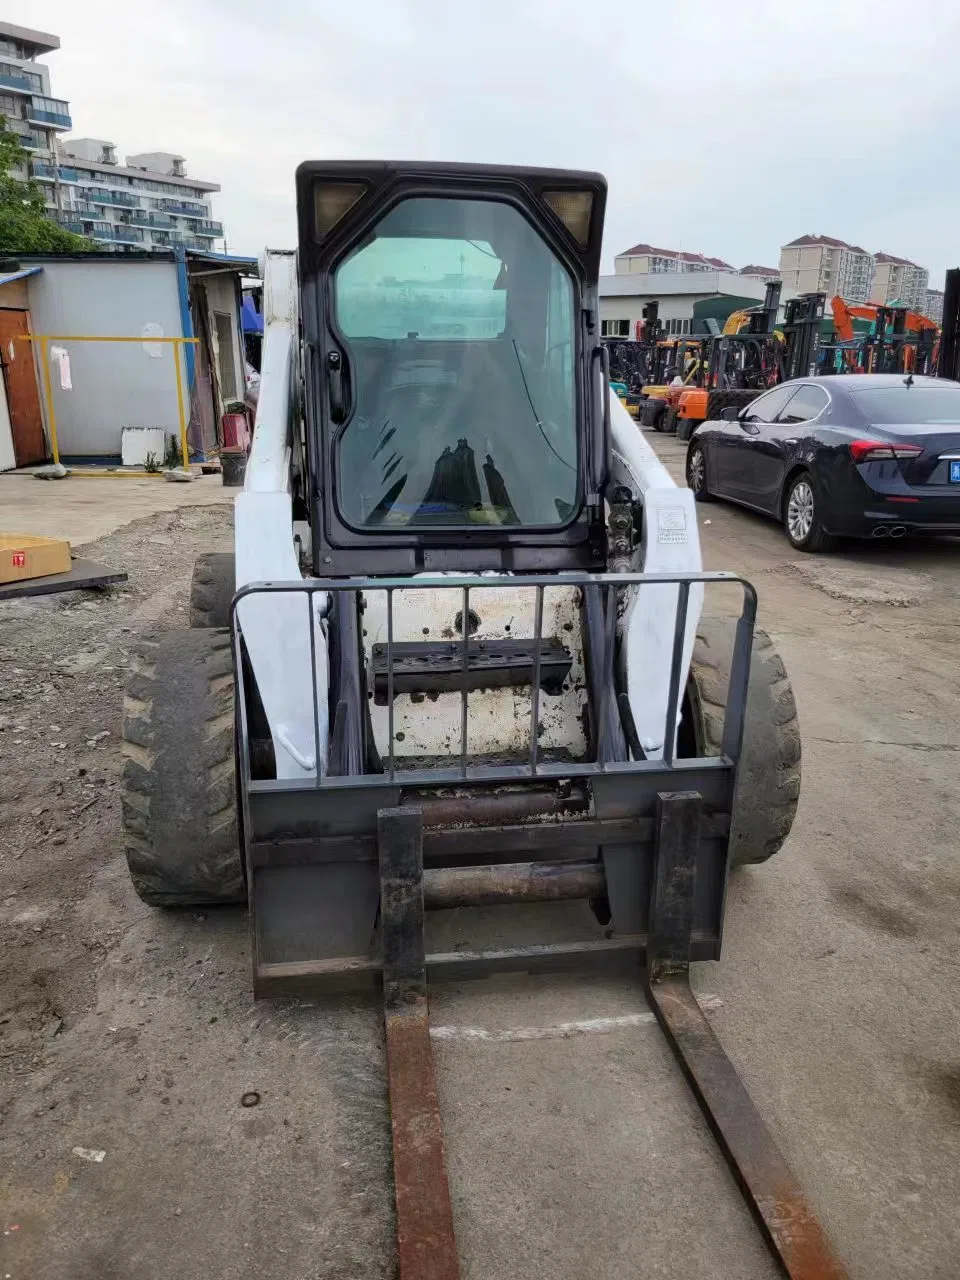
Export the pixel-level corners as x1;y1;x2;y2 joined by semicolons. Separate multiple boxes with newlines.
638;335;705;430
673;287;827;441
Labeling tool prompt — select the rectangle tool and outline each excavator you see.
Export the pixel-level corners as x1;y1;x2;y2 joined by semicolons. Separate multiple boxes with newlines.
827;296;938;374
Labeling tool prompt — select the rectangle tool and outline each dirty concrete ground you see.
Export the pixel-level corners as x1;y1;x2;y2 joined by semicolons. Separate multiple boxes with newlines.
0;470;225;545
1;435;959;1279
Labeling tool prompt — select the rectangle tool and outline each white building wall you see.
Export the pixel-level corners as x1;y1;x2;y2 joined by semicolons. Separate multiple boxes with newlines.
25;259;185;456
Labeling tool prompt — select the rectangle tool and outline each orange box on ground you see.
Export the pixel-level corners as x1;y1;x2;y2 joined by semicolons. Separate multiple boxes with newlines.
0;533;72;585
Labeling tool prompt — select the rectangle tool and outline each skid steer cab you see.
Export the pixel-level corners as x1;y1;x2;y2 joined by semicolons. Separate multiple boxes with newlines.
120;163;844;1280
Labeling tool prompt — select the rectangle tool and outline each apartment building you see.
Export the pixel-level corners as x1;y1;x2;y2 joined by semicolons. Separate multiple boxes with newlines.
614;242;734;275
923;289;944;325
0;22;71;175
869;252;929;311
778;234;874;303
42;138;224;252
738;264;780;281
1;21;225;252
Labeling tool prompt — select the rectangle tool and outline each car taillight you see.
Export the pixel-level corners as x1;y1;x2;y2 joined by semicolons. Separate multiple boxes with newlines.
848;440;924;462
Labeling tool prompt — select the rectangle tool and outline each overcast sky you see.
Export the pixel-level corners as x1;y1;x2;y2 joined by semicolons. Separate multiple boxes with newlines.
18;0;960;283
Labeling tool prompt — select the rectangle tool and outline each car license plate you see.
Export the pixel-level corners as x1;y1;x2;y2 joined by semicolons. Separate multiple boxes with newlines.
951;461;960;483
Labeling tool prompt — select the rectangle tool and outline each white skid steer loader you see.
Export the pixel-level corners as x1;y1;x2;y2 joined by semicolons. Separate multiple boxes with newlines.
120;163;846;1280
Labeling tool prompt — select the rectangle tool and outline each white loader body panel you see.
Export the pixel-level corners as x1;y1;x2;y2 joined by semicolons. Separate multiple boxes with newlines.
235;251;703;778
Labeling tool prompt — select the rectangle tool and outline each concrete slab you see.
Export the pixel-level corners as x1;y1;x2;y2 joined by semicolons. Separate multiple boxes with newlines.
0;470;229;545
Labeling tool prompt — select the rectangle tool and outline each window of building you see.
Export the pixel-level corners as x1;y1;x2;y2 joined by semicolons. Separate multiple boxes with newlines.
601;319;630;337
664;318;691;336
0;63;41;90
30;96;68;115
0;92;21;115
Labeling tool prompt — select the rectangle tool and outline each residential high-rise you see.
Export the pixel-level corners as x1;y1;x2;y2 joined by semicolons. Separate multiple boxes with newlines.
45;138;223;252
1;20;225;253
614;243;733;275
778;234;874;303
738;264;780;282
869;252;929;311
0;21;71;172
923;289;944;325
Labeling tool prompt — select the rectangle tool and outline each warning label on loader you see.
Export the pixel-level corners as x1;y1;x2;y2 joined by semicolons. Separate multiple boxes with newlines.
657;508;688;545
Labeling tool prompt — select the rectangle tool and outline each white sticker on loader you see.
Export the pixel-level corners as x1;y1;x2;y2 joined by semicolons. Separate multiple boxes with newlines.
657;507;688;545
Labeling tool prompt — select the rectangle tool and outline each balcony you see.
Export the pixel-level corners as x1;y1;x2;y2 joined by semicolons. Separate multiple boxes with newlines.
173;236;207;251
194;220;223;238
27;97;72;130
160;199;208;218
20;130;48;151
113;225;145;243
82;187;141;208
32;162;81;184
0;67;40;94
54;216;85;236
128;209;175;229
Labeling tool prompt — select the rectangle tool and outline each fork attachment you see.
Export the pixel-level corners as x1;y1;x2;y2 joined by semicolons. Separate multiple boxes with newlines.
375;792;849;1280
378;807;460;1280
644;793;849;1280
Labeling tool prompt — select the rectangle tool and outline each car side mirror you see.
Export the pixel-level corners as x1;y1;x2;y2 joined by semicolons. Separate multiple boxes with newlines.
719;406;739;421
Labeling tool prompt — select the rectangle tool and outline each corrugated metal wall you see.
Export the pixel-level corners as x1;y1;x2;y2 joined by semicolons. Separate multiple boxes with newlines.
25;259;185;458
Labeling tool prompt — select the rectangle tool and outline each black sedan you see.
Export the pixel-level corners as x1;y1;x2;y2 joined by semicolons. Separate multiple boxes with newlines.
684;374;960;551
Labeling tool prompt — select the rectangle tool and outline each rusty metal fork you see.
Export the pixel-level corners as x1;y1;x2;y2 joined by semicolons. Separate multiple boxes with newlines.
646;793;849;1280
378;807;460;1280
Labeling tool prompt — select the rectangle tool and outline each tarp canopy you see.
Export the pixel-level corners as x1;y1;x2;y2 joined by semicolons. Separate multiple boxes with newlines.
241;294;263;334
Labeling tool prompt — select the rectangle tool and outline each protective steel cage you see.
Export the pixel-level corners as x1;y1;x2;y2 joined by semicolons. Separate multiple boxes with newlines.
230;572;757;997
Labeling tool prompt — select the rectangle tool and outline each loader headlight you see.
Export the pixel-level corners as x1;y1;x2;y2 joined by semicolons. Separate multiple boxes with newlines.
314;182;367;239
541;189;593;247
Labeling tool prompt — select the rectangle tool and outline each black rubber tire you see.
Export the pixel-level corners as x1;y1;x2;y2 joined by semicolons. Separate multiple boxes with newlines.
121;628;244;906
676;414;698;443
661;406;678;435
705;389;753;419
643;398;666;430
685;441;713;502
783;470;836;553
189;552;236;628
688;618;801;866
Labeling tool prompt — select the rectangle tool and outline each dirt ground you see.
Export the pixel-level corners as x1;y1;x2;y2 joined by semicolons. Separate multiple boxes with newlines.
1;441;959;1280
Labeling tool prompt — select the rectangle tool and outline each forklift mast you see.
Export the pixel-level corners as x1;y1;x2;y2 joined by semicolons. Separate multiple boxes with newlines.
781;292;825;379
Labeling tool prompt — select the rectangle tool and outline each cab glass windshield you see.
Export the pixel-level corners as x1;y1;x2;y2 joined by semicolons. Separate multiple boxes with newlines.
333;197;578;529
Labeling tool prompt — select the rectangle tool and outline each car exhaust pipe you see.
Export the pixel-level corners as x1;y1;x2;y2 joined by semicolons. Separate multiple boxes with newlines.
872;526;890;538
889;525;907;539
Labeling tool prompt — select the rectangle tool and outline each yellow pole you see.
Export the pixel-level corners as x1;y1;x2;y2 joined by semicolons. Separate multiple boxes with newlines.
39;337;61;466
173;339;189;470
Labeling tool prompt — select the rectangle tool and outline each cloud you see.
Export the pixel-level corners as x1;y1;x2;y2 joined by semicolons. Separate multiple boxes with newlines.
19;0;960;281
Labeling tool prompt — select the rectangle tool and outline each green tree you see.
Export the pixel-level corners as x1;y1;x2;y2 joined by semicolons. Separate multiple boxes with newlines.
0;118;91;253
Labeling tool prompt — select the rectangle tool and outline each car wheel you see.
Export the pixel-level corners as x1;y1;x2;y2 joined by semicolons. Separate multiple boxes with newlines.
686;442;713;502
784;471;836;552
